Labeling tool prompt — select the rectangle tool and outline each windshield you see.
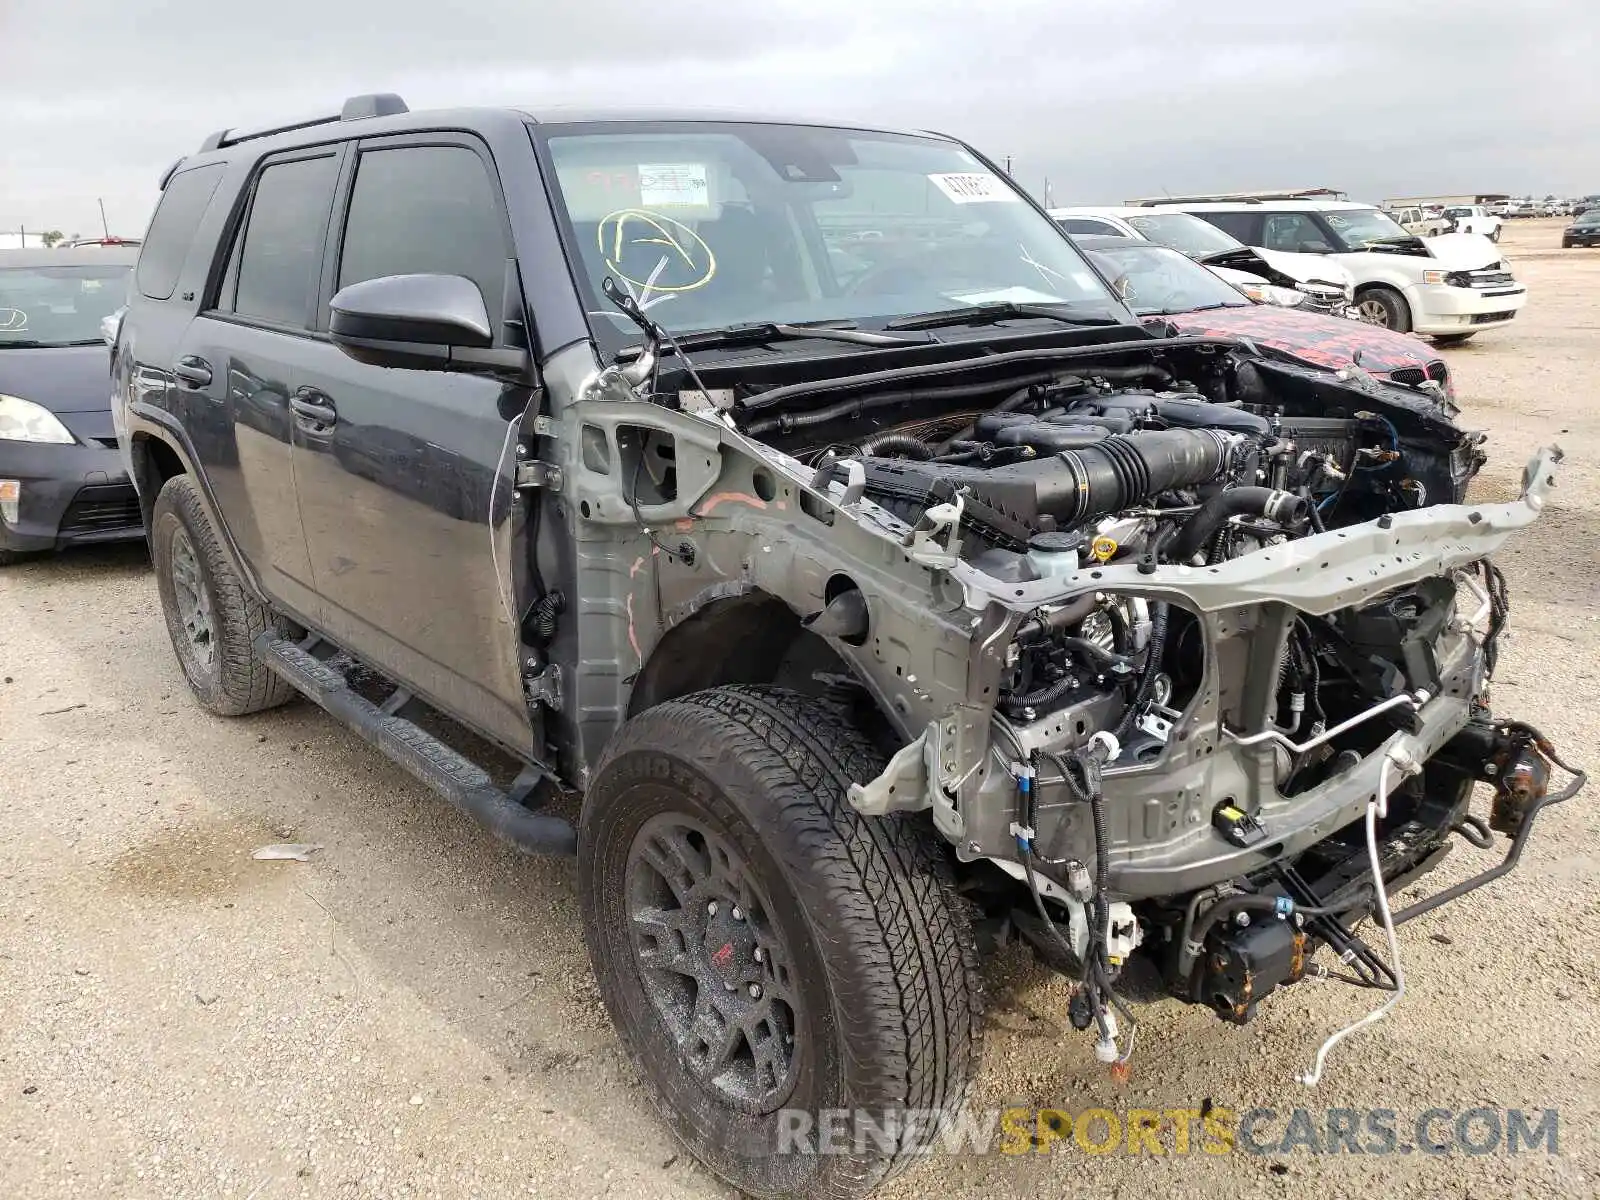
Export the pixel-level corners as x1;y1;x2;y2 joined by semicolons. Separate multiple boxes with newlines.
537;122;1126;347
1121;213;1242;257
1320;207;1413;250
1575;211;1600;227
1084;242;1251;316
0;264;131;346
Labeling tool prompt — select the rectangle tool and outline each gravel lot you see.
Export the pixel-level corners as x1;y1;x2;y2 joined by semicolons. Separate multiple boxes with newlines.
3;218;1597;1199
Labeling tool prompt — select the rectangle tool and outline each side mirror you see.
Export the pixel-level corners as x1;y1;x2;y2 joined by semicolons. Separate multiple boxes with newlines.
329;273;529;375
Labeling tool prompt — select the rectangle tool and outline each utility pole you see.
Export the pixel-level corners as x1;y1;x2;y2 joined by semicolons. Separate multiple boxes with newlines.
98;199;110;239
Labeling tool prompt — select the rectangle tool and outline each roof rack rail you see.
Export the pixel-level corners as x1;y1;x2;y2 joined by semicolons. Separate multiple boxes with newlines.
197;92;410;154
157;155;187;191
1124;187;1349;206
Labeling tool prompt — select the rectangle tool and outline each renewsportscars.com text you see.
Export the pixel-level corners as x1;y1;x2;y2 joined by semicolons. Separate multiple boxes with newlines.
776;1106;1559;1158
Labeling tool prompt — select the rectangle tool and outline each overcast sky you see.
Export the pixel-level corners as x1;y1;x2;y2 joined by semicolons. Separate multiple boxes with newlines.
4;0;1597;237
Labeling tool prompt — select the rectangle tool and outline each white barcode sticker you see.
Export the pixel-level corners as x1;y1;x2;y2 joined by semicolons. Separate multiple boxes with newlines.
638;163;710;209
927;172;1019;204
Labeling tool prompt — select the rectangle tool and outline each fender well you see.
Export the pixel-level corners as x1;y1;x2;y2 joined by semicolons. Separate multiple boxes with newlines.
627;592;896;747
129;432;185;527
128;428;268;607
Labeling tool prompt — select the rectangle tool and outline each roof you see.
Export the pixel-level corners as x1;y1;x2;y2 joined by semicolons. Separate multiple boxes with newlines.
1072;234;1174;252
1139;199;1377;213
515;105;931;137
1124;187;1349;206
189;91;946;160
0;246;139;268
1050;205;1208;219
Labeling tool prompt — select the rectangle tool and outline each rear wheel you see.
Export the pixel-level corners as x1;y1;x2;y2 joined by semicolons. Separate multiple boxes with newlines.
1357;286;1411;331
579;686;983;1199
151;475;297;716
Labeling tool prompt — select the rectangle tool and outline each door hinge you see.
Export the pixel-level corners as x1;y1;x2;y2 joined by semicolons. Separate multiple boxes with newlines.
524;662;563;712
515;461;562;490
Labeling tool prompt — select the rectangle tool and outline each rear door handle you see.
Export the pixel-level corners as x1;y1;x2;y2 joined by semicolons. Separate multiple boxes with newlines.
289;389;338;427
173;356;212;388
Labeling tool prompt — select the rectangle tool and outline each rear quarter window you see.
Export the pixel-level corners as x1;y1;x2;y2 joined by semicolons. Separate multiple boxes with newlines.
1192;210;1258;243
1059;218;1125;236
229;154;341;328
136;164;226;301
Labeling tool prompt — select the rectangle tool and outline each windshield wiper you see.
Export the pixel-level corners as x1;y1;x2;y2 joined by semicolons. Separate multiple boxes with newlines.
657;321;926;354
0;338;102;348
885;302;1126;331
1175;302;1251;313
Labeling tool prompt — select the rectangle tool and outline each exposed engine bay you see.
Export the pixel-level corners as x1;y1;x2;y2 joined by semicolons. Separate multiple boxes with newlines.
577;312;1583;1079
751;353;1485;744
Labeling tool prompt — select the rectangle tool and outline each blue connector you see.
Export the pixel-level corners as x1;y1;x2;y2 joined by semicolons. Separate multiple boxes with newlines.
1011;766;1036;854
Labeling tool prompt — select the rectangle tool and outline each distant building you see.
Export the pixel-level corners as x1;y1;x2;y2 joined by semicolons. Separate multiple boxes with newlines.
1383;193;1510;208
0;231;52;250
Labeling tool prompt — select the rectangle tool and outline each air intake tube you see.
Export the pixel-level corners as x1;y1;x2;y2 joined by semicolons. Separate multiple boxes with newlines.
1040;429;1237;526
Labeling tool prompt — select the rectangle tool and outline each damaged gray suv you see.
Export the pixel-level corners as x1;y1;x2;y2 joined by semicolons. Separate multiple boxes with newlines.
116;94;1583;1197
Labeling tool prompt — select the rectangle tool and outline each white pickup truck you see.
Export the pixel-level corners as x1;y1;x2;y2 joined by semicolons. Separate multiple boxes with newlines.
1441;205;1503;241
1385;205;1449;236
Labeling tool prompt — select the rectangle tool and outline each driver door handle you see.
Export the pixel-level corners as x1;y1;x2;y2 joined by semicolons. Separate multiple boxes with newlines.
173;356;212;388
289;388;338;427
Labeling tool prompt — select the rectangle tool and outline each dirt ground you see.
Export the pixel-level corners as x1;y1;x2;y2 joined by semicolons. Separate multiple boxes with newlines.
3;217;1598;1199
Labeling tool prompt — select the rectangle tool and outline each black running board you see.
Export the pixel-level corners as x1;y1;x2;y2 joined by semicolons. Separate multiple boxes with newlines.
254;633;577;856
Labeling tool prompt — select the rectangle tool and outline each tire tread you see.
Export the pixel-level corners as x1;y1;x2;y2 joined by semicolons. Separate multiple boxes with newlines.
152;475;295;717
587;685;983;1198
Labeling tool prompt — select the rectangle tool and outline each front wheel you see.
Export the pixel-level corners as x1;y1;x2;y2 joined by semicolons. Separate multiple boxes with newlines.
1356;286;1412;331
579;686;983;1199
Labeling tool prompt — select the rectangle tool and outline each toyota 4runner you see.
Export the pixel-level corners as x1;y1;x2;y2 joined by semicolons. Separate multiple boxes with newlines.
116;94;1583;1198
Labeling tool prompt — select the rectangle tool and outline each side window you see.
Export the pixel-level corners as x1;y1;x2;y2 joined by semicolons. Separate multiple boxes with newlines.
1060;218;1125;236
137;164;226;301
337;144;509;322
1191;210;1255;242
232;155;340;328
1261;213;1332;253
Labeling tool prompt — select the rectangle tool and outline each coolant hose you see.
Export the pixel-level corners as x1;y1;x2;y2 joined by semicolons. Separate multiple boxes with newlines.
1168;486;1307;564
